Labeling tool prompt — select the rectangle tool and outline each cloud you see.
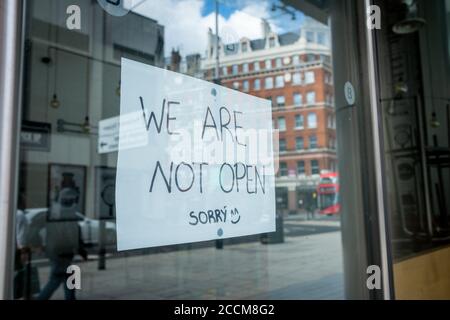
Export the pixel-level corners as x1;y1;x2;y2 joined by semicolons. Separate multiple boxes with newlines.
132;0;282;57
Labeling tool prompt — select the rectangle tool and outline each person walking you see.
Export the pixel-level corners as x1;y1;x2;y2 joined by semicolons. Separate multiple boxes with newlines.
37;187;85;300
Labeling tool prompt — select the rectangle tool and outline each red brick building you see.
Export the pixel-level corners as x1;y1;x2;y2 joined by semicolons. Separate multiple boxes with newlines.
202;18;337;213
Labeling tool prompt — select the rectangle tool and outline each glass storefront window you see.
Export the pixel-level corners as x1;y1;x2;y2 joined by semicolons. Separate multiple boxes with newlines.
10;0;349;301
2;0;450;302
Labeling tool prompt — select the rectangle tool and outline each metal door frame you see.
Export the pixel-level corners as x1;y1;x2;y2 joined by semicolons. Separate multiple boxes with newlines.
0;0;25;300
0;0;395;300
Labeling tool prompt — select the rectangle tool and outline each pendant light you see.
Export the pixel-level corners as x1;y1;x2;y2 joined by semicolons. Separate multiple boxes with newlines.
50;93;60;108
392;0;426;35
50;50;60;108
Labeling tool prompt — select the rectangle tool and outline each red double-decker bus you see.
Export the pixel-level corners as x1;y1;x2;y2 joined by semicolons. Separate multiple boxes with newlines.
317;172;340;215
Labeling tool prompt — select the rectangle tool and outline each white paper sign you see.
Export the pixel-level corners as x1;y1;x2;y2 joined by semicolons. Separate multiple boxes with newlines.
98;113;149;154
116;58;275;251
98;116;119;154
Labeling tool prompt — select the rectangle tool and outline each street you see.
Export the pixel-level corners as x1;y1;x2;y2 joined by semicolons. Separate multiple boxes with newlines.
37;214;344;299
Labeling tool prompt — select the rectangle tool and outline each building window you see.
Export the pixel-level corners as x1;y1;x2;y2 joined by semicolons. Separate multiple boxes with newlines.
321;54;331;63
331;160;337;172
309;135;318;149
265;59;272;69
295;114;304;129
306;54;316;61
278;117;286;131
222;66;228;76
306;91;316;105
306;31;315;43
242;80;249;92
254;79;261;90
276;58;282;68
276;95;285;108
292;72;301;85
243;63;249;73
275;75;284;88
297;161;305;175
233;81;239;89
279;162;288;176
307;112;317;128
317;32;326;45
254;61;260;71
305;71;315;84
311;159;320;175
232;64;238;75
241;42;248;52
265;77;273;89
293;93;302;107
328;114;336;129
296;137;304;150
293;55;300;65
329;136;335;149
279;139;287;152
269;37;275;48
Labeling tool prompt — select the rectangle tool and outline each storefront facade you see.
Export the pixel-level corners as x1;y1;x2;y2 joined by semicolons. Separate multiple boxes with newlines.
0;0;449;300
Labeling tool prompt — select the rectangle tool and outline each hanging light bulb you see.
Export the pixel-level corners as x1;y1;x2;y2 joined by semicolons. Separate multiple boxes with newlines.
82;116;91;133
430;111;440;128
387;100;396;115
116;81;121;96
392;0;426;35
394;82;408;97
50;94;60;108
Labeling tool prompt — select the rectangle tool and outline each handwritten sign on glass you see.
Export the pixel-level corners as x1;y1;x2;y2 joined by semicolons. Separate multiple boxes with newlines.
116;58;275;250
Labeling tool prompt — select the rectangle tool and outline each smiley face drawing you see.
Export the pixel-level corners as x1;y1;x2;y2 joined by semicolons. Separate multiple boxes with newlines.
230;208;241;224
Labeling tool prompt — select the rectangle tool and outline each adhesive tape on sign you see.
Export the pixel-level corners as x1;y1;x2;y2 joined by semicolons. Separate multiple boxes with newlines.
344;81;356;105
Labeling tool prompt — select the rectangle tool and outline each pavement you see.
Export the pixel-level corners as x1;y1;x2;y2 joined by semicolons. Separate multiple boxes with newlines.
36;214;345;299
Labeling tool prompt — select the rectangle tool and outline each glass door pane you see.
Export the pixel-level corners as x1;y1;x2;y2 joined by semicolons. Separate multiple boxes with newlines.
15;0;348;300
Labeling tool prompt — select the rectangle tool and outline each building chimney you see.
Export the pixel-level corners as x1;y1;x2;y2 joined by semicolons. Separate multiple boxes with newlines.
170;48;181;72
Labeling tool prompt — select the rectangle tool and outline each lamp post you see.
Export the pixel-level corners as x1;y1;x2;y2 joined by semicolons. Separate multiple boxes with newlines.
214;0;220;85
214;0;223;250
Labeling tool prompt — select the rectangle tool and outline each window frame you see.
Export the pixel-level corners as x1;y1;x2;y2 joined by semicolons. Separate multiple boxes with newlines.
277;117;286;131
296;137;304;150
309;134;318;149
